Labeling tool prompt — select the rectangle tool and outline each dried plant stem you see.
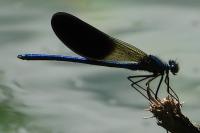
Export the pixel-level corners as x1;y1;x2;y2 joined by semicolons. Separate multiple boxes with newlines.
148;96;200;133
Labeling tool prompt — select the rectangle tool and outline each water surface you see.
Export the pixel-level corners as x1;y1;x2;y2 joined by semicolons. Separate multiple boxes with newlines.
1;0;200;133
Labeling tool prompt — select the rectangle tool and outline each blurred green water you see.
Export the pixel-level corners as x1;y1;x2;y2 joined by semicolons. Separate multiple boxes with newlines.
0;0;200;133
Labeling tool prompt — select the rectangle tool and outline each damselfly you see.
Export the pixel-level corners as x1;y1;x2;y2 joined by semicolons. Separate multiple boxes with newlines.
18;12;179;101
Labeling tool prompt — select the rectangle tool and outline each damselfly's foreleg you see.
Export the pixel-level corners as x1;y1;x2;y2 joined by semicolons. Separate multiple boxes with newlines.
155;75;164;100
164;74;180;103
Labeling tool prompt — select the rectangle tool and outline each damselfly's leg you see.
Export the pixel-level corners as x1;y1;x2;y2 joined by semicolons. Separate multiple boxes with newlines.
128;74;163;103
130;82;153;103
146;82;161;104
145;74;161;100
128;75;156;102
127;74;155;95
165;74;180;103
127;74;155;84
155;74;164;100
145;75;159;86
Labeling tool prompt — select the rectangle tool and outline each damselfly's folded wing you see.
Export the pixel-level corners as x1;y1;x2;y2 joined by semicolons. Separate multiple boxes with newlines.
51;12;147;62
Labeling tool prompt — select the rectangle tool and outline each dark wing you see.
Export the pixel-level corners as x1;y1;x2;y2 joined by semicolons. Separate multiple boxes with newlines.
51;12;147;62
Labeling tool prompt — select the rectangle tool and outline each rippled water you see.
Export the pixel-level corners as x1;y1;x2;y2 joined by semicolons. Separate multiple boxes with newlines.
1;0;200;133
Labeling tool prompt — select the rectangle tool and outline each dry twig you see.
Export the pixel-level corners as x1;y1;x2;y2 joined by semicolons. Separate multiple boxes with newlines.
148;96;200;133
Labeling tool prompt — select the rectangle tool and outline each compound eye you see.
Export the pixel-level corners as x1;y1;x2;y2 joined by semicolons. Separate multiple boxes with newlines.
169;60;179;75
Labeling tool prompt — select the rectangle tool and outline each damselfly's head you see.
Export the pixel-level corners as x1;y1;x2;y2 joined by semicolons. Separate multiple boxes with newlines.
169;60;179;75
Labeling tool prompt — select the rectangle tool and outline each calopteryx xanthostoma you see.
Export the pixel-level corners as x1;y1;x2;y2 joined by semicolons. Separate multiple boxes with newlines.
18;12;179;101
